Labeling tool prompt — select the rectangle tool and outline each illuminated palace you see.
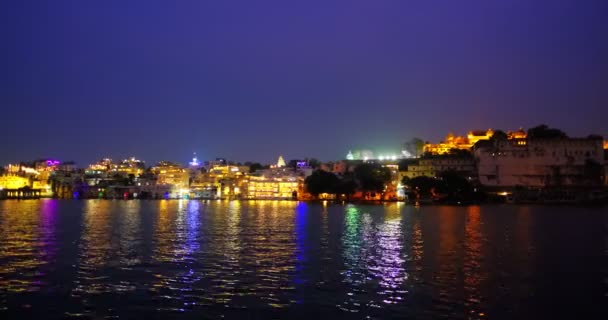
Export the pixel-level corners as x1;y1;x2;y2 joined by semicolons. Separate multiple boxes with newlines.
0;160;66;197
190;161;249;199
150;161;190;198
424;128;527;154
245;156;311;200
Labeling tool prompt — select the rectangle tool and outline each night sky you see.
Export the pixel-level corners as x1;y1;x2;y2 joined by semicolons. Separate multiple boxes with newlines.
2;0;607;165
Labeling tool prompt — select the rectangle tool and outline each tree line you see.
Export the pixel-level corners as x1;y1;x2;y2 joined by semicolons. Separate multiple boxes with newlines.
304;163;392;199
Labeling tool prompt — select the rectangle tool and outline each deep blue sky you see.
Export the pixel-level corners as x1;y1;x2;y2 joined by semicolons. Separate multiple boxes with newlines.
1;0;607;165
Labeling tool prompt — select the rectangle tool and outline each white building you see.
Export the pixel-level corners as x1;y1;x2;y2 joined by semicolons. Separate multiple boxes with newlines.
475;138;604;187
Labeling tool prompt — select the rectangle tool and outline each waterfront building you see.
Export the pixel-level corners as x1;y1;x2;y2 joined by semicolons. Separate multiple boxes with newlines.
0;174;31;189
383;164;405;200
4;163;38;175
244;166;309;200
247;174;300;200
115;157;145;176
151;161;189;198
475;137;605;187
190;164;248;199
203;158;227;170
399;156;476;180
2;160;60;197
49;170;83;198
86;158;113;174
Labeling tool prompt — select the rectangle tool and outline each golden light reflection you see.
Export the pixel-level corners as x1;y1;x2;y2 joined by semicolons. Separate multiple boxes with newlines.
72;200;144;300
247;200;297;308
73;200;114;296
204;199;242;306
117;200;143;266
514;206;534;301
153;200;179;263
409;206;424;285
464;205;486;318
434;206;461;310
0;200;57;293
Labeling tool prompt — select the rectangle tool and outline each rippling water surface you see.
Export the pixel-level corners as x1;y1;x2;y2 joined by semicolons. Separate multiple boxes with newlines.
0;200;606;319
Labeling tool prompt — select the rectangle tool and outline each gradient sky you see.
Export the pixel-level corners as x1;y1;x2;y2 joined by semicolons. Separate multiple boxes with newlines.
1;0;607;165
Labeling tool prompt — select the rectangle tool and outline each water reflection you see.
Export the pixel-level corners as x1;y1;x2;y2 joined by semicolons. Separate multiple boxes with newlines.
0;201;605;319
245;201;297;309
201;200;243;309
150;200;203;313
464;206;486;319
0;200;57;294
370;205;406;305
340;205;365;313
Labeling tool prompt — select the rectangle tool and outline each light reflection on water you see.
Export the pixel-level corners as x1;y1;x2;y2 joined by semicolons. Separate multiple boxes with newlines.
0;200;58;294
0;200;606;319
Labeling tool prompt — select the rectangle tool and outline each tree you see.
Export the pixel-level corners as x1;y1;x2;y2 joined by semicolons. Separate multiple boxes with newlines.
475;129;508;150
474;139;493;150
304;170;339;198
336;176;357;200
491;130;508;141
287;159;299;169
403;138;425;158
249;163;263;173
404;176;438;197
527;124;567;139
306;158;321;169
354;163;392;195
437;171;475;201
398;158;417;171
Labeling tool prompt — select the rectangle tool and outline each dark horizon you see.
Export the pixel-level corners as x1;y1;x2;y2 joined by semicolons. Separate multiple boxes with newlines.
2;0;607;165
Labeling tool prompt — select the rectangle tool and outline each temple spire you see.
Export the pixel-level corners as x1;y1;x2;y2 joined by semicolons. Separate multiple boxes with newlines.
277;155;286;167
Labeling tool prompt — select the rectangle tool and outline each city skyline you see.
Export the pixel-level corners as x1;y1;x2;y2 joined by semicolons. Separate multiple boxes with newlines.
0;124;604;167
2;1;607;165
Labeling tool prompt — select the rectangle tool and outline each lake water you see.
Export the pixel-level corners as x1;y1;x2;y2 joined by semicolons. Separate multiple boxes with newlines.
0;200;606;319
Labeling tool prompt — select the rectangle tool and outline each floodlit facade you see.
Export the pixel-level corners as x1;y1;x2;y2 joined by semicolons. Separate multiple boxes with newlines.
245;168;303;199
0;175;30;189
115;157;145;176
345;150;400;161
400;157;476;179
246;175;299;199
86;158;113;174
151;161;189;197
424;128;529;155
424;129;494;154
190;164;248;199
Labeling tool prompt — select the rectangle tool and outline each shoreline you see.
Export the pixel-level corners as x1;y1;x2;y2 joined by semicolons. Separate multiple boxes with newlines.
1;197;607;206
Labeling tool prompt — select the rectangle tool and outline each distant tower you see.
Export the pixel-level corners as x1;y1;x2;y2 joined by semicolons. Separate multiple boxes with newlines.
277;155;286;168
189;152;200;167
